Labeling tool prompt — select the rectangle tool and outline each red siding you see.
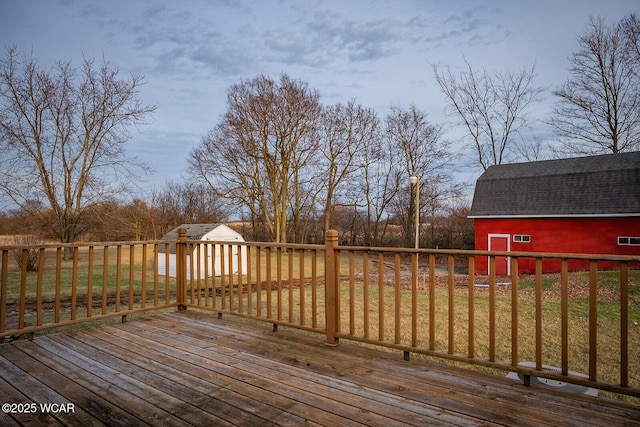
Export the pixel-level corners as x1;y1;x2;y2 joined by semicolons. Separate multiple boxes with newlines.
474;217;640;274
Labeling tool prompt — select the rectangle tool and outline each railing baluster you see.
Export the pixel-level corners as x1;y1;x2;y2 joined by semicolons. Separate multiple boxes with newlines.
535;258;542;370
411;252;417;348
335;249;342;334
71;247;78;321
211;244;217;309
561;259;569;375
1;250;7;337
102;246;108;315
448;255;455;354
468;256;475;358
289;248;294;322
55;248;62;323
196;243;202;306
228;244;234;312
116;245;122;312
349;250;355;336
620;261;629;388
276;247;282;321
141;244;147;309
378;252;384;342
201;243;206;305
256;246;262;317
363;251;370;339
238;244;244;314
36;248;45;326
164;243;170;305
510;257;519;366
176;229;187;311
489;256;496;362
189;243;195;304
220;244;226;310
246;246;252;315
311;249;317;329
129;245;135;310
589;260;598;382
87;246;94;318
203;244;209;308
153;244;159;307
394;253;401;345
164;243;171;304
324;231;338;345
19;250;27;328
266;247;272;319
429;254;435;351
298;248;305;326
153;243;160;306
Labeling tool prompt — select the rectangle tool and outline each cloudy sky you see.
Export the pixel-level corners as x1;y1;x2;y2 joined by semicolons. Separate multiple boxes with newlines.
0;0;637;195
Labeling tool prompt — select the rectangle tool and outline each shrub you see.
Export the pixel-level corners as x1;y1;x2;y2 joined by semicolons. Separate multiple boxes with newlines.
12;235;40;272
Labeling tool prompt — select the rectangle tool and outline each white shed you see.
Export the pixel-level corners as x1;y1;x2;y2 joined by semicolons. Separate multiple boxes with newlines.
156;224;247;278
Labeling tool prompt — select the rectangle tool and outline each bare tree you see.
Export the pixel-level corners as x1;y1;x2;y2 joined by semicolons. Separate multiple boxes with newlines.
385;105;457;248
146;182;230;238
318;100;379;235
190;74;321;243
621;13;640;62
359;136;401;247
0;47;155;257
434;60;543;170
550;15;640;155
514;135;551;162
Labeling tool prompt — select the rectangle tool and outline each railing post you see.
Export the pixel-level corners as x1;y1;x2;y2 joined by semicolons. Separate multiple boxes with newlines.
324;229;339;346
176;228;188;311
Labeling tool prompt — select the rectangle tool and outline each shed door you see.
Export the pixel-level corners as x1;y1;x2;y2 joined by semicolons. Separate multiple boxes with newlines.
488;234;510;275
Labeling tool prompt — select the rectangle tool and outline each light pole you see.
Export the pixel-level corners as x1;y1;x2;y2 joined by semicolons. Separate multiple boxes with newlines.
409;174;420;250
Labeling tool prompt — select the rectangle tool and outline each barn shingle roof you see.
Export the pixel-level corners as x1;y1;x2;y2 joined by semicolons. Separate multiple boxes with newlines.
468;151;640;218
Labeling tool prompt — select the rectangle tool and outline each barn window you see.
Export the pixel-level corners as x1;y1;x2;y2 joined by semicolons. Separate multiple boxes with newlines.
618;236;640;245
513;235;530;243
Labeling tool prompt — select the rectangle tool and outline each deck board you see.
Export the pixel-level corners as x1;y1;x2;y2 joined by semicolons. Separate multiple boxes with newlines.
0;311;638;426
116;319;462;426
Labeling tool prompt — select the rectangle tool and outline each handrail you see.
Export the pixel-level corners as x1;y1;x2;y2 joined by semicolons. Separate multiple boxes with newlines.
338;244;640;262
1;241;179;339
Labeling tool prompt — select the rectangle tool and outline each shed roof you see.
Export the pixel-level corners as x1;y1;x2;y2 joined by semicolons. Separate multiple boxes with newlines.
158;224;242;254
161;223;226;241
468;151;640;218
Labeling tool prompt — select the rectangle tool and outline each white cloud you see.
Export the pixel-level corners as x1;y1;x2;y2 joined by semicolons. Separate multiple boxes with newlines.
0;0;638;192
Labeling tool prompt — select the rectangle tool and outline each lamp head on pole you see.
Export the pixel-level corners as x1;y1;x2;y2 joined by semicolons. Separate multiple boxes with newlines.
409;174;419;185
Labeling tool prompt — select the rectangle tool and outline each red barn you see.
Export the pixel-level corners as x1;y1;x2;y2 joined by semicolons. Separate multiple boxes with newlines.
468;151;640;274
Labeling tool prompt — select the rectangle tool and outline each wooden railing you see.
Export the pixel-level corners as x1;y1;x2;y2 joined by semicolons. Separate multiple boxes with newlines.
1;229;638;398
178;238;327;336
0;240;179;338
325;235;640;399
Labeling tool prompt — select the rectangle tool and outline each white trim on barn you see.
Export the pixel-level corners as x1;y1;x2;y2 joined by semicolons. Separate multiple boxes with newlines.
156;224;247;278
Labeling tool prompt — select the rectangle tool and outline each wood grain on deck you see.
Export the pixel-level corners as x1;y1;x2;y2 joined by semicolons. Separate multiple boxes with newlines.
0;311;639;426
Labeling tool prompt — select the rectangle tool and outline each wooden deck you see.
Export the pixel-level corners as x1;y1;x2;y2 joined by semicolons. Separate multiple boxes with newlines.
0;312;639;427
